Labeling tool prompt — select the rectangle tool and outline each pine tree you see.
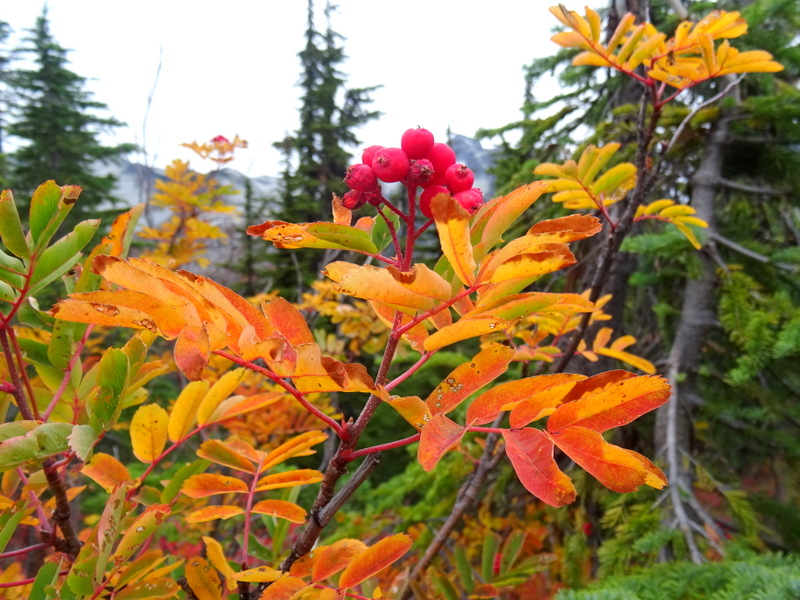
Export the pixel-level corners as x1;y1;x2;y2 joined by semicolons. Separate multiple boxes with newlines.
8;9;133;225
0;20;12;187
272;0;380;297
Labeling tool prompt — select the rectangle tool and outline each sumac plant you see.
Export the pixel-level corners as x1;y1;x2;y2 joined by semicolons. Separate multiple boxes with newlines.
0;5;781;600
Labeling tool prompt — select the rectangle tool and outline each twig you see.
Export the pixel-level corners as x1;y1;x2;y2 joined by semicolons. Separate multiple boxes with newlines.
398;417;505;600
664;75;744;156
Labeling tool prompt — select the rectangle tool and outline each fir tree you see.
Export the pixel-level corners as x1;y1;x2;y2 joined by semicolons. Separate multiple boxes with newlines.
273;0;380;297
8;9;133;225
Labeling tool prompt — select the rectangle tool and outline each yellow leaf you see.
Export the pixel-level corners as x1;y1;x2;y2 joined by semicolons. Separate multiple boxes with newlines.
130;404;169;463
203;536;238;591
168;380;209;442
423;315;508;352
432;193;476;287
234;565;282;583
197;368;248;426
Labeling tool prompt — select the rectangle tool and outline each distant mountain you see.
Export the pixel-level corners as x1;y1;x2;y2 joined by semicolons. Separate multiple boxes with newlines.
102;133;497;214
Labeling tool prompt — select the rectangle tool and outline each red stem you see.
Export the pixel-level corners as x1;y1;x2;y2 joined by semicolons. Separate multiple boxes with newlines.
213;350;343;435
347;433;420;459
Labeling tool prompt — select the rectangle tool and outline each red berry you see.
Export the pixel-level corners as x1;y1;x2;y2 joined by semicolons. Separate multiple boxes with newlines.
401;128;435;159
453;188;483;214
444;163;475;193
419;185;449;219
344;163;378;192
342;190;366;210
407;158;435;185
427;142;457;175
372;147;410;183
361;145;383;166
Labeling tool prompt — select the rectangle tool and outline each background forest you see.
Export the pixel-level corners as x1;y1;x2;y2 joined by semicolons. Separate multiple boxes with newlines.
0;0;799;599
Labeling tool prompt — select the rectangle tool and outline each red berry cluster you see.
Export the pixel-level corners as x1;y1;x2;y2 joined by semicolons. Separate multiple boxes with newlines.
342;128;483;219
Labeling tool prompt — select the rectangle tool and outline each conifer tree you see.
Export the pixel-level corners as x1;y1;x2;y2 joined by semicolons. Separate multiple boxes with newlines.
273;0;380;296
8;10;133;225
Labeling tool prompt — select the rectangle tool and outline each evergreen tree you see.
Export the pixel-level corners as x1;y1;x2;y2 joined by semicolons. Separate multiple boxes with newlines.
273;0;380;297
0;20;12;187
8;9;133;225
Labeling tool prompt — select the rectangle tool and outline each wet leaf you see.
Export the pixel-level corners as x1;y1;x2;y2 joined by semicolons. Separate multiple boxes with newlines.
503;428;576;507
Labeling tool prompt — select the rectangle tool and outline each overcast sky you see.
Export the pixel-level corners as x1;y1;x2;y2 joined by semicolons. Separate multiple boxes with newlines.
2;1;591;177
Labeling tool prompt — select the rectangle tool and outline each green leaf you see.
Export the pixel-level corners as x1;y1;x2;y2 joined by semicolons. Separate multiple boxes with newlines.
431;567;460;600
67;424;99;461
0;422;72;470
371;210;400;253
95;485;127;586
500;530;526;574
29;560;61;600
0;190;30;259
29;182;80;252
0;501;29;553
454;545;475;593
48;318;76;370
97;348;129;397
160;459;210;504
306;222;379;253
29;219;100;296
0;248;26;291
481;532;500;582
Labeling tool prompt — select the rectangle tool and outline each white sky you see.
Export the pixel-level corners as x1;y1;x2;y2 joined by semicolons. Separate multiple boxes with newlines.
2;1;586;177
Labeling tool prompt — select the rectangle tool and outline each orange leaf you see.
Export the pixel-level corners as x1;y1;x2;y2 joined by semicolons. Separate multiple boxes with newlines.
485;247;576;284
255;469;324;491
181;474;249;498
324;262;436;313
509;378;588;428
526;214;603;241
196;439;257;473
130;404;169;464
311;539;368;582
338;533;413;589
51;291;187;338
418;414;467;471
185;556;222;600
186;505;244;523
547;371;670;433
549;427;667;492
81;452;131;492
426;344;515;415
261;431;328;472
432;193;476;287
261;296;315;346
174;325;210;381
503;428;576;507
250;499;307;523
467;373;586;425
258;574;309;600
386;395;432;431
206;392;284;425
471;181;549;261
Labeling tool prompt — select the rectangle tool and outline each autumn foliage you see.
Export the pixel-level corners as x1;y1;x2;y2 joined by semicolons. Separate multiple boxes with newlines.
0;6;783;600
